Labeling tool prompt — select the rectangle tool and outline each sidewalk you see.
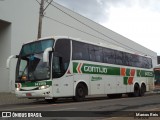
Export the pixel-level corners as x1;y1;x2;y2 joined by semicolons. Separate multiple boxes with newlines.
0;92;34;106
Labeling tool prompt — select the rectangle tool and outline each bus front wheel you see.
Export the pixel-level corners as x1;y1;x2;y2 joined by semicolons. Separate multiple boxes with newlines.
128;83;140;97
73;83;86;102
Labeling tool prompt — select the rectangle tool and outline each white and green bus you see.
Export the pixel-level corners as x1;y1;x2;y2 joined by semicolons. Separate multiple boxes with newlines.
7;36;154;103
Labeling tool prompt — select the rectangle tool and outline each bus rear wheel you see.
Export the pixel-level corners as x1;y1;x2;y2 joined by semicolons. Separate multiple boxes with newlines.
73;83;86;102
140;84;146;96
133;84;140;97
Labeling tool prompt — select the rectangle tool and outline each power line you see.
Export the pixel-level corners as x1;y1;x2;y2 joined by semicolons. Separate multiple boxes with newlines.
48;2;135;49
43;0;53;12
36;0;40;5
45;1;157;60
44;15;111;41
44;15;157;60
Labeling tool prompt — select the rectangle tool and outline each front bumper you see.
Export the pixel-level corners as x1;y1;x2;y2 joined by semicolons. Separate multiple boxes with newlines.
15;87;53;98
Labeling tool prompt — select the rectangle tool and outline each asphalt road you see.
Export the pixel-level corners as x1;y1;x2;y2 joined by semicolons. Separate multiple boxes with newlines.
0;94;160;120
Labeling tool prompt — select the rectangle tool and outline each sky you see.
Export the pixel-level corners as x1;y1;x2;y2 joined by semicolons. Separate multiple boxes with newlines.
54;0;160;55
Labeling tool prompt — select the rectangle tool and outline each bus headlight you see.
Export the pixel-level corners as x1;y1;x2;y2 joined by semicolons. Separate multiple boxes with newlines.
39;85;50;90
16;88;20;91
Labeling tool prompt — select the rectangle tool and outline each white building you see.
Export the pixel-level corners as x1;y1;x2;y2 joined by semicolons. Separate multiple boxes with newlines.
0;0;157;92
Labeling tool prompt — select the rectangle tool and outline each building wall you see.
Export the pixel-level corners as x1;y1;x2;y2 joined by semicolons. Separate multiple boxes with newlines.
158;56;160;64
0;0;39;92
0;20;11;92
0;0;157;92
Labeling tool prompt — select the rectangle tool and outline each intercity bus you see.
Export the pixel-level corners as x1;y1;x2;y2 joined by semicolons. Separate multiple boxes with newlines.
7;36;154;103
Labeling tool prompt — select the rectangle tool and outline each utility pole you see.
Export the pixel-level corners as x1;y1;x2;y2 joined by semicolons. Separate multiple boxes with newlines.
37;0;53;39
37;0;44;39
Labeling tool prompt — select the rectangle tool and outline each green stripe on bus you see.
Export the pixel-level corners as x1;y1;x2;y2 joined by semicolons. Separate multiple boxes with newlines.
137;70;154;77
123;77;128;85
73;62;120;75
73;62;153;78
126;68;130;76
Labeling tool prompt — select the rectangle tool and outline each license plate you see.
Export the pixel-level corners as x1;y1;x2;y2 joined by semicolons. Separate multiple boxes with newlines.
26;93;32;97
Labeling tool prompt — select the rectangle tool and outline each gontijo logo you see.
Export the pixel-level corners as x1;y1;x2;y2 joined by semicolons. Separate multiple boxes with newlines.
74;62;108;74
84;65;107;74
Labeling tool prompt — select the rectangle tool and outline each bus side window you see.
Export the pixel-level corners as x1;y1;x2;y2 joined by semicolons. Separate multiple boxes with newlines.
95;47;103;62
148;58;152;68
52;56;62;78
74;52;82;60
89;45;95;61
124;53;132;66
89;45;103;62
54;39;71;78
103;48;115;64
72;41;89;61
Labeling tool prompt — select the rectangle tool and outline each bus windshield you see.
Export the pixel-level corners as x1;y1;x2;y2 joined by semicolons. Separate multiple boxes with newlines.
20;39;54;56
16;39;54;82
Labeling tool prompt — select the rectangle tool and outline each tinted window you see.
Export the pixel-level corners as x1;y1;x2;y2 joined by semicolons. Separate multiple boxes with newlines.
140;56;152;69
103;48;115;64
88;45;103;62
53;39;70;78
72;41;89;60
52;56;63;78
147;58;152;68
72;40;152;69
95;47;103;62
124;53;132;66
88;45;96;61
115;51;124;65
20;39;54;56
132;54;139;67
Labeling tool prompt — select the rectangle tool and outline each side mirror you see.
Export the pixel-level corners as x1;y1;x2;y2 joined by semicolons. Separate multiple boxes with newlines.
43;47;52;62
6;55;18;69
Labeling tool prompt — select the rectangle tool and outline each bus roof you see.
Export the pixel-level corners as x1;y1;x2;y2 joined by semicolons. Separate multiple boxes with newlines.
23;36;151;58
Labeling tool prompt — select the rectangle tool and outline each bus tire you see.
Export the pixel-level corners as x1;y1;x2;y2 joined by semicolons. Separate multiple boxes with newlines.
73;83;86;102
140;84;146;96
45;98;57;103
133;83;140;97
128;83;140;97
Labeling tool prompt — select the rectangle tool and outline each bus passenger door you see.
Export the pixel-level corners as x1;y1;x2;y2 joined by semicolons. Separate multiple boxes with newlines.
52;56;74;97
53;75;74;97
